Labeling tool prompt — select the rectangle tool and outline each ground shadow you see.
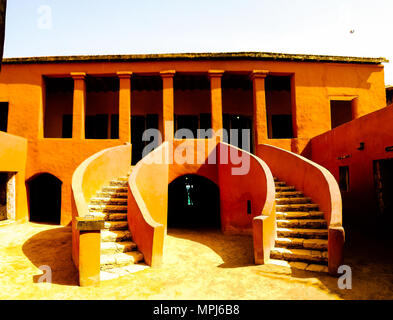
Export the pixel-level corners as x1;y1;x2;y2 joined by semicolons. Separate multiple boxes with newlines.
257;221;393;300
22;226;78;286
168;228;255;268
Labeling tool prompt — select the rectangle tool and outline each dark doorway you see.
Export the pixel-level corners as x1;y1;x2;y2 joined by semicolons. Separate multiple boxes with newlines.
168;175;220;229
0;102;8;132
374;159;393;238
131;114;159;165
223;114;253;153
0;172;7;221
265;75;294;139
28;173;62;224
330;100;353;129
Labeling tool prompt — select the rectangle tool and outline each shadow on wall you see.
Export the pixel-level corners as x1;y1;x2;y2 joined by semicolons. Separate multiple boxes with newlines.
22;226;78;286
167;229;255;269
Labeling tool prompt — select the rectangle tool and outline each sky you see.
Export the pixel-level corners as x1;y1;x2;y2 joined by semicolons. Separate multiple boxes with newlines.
3;0;393;84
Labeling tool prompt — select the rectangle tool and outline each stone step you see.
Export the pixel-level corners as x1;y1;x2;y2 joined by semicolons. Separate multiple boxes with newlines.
100;251;144;270
275;237;328;250
276;203;319;212
275;181;286;187
276;211;325;220
103;221;128;231
109;180;128;187
101;230;133;242
96;191;128;199
108;213;128;221
101;241;137;254
102;186;128;193
270;247;328;263
267;259;328;273
90;197;128;205
277;227;328;239
275;186;296;192
89;204;127;213
276;191;304;198
87;212;128;221
276;197;312;205
276;219;327;229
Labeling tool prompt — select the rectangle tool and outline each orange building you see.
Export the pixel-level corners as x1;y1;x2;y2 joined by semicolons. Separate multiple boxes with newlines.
0;52;388;285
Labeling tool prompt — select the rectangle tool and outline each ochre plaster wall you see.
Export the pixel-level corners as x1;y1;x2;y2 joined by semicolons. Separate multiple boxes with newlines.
0;59;386;225
310;104;393;220
0;131;28;222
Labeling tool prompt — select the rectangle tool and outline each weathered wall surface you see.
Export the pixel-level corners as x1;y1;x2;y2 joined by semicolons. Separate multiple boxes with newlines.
0;131;28;222
310;104;393;221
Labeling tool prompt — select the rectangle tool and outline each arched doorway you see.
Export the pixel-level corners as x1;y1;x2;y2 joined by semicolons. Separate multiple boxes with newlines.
168;174;220;229
27;173;62;224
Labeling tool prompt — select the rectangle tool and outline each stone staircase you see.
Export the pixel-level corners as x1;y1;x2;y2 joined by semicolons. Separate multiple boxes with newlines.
88;173;145;276
269;177;329;273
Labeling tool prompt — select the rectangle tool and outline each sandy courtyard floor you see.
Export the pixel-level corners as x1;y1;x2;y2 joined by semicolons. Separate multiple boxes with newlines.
0;222;392;300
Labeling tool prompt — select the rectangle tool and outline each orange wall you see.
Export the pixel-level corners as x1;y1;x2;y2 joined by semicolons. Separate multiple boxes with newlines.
0;59;386;225
310;104;393;221
0;131;28;222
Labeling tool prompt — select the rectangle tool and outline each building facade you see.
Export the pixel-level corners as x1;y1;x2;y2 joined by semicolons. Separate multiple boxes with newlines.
0;52;387;226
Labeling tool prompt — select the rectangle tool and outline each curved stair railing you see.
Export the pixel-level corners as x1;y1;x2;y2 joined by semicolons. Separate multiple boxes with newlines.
127;142;169;268
256;144;345;275
71;143;132;286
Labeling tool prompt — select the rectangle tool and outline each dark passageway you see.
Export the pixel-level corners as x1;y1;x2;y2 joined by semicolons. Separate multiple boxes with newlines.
168;174;220;229
28;173;62;224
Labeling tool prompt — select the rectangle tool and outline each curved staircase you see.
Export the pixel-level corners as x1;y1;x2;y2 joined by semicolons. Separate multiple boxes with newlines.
88;172;146;277
270;177;329;273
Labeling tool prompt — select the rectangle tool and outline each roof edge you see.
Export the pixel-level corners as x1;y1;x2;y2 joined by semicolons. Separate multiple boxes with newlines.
1;52;388;65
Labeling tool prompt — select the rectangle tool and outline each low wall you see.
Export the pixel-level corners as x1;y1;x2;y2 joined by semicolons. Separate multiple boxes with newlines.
218;142;276;263
71;143;131;286
128;143;168;267
0;131;28;223
256;144;344;274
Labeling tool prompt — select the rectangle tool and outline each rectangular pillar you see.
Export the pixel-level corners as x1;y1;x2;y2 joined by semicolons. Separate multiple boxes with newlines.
251;70;269;146
117;71;132;142
160;70;176;141
71;72;86;140
208;70;225;138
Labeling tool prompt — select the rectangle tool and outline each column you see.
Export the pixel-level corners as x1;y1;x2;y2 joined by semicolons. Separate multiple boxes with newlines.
160;70;176;141
251;70;269;146
208;70;225;138
117;71;132;142
71;72;86;140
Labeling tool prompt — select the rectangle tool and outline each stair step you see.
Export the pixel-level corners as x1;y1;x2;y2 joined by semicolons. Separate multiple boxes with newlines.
89;204;127;213
276;191;304;198
101;230;133;242
102;186;128;193
275;186;296;192
104;221;128;230
276;219;327;229
275;237;328;250
90;197;128;205
101;241;137;254
109;180;128;187
276;203;319;212
276;197;312;205
108;213;127;221
270;247;328;263
276;211;325;220
100;251;144;270
96;191;128;199
267;259;328;273
275;181;286;187
117;177;129;181
277;227;328;239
